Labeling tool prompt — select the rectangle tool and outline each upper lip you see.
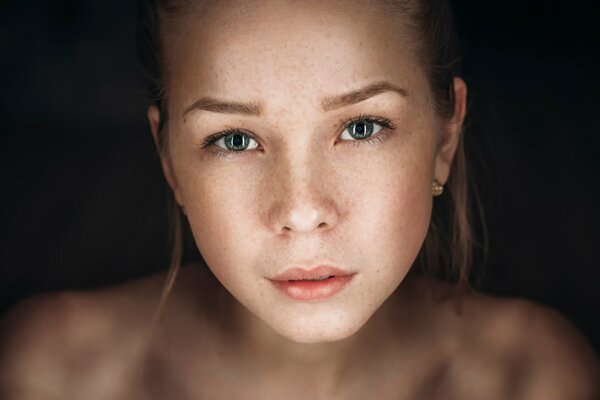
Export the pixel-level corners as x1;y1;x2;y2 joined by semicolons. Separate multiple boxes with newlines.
270;266;354;281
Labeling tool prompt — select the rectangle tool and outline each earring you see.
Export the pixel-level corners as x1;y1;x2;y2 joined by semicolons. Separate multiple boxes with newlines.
432;180;444;197
180;205;187;215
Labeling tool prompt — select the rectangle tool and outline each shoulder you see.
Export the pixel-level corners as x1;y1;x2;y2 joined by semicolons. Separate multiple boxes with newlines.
0;269;182;399
498;298;600;399
0;290;113;398
447;290;600;399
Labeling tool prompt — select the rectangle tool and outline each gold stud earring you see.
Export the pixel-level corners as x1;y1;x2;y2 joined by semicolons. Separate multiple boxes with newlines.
432;181;444;197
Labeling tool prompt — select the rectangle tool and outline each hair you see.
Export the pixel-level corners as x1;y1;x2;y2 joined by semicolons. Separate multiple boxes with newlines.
136;0;486;318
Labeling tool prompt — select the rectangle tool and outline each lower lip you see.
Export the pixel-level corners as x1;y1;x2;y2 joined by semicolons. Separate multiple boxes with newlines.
269;275;355;302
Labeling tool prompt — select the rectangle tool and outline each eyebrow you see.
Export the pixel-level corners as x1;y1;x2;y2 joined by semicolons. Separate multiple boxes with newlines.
321;81;409;112
183;98;262;117
182;81;408;117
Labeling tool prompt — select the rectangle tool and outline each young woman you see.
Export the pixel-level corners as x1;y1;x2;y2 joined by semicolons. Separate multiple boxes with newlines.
1;0;599;398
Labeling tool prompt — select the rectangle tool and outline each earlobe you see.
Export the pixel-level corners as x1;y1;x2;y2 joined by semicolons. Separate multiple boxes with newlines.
146;105;184;207
434;77;468;184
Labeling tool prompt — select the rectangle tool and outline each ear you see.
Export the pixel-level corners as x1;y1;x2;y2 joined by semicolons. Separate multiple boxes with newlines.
147;105;184;206
434;77;468;185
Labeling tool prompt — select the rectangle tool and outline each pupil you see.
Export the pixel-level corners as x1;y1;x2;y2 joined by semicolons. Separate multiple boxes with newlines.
355;123;365;135
233;134;243;147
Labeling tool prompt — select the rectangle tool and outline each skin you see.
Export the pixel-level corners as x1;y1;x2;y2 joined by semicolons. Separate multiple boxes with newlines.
1;1;599;399
155;0;455;346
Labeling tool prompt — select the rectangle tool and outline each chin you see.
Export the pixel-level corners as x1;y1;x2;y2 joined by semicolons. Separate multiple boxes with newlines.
269;308;370;344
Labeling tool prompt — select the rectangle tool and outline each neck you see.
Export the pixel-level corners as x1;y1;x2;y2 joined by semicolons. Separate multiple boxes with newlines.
213;280;417;397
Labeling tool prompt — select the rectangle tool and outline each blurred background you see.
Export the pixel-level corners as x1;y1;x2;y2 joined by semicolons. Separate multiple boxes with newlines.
0;1;599;354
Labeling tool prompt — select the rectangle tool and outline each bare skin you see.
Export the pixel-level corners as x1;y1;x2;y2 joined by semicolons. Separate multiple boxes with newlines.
2;1;599;398
1;264;599;399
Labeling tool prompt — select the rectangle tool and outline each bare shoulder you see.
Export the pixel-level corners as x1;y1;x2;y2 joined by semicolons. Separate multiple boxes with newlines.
444;288;600;399
1;290;107;398
0;266;201;399
493;297;600;399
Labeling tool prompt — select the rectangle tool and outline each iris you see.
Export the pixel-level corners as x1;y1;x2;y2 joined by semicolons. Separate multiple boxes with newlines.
348;121;374;139
224;133;250;151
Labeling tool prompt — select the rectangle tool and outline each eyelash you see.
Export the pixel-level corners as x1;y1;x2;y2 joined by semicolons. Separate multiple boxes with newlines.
200;113;396;158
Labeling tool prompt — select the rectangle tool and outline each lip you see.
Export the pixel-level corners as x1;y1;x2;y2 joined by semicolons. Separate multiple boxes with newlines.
269;266;356;302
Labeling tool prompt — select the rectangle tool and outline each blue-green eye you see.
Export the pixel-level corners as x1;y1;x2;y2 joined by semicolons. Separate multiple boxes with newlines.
340;119;384;140
203;115;393;156
213;131;258;151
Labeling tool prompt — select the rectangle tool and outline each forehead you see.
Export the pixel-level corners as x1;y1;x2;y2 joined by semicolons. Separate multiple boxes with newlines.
162;0;425;112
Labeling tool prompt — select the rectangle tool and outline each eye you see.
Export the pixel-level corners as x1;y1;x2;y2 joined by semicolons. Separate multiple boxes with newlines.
211;130;259;152
340;115;391;141
201;114;394;157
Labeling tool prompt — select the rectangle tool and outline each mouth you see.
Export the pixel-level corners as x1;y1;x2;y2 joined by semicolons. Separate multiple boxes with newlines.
269;266;356;302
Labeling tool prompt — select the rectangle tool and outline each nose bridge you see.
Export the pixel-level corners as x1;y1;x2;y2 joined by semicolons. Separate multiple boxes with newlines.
266;142;338;235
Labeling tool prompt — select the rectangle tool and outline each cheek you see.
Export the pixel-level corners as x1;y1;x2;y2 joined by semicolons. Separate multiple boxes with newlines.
342;146;433;279
179;165;265;287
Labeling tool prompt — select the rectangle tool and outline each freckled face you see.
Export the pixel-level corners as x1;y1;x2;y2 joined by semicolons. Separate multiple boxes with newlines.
158;0;450;343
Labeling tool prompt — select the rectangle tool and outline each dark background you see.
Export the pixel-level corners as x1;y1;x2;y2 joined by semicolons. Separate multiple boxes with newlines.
1;1;599;354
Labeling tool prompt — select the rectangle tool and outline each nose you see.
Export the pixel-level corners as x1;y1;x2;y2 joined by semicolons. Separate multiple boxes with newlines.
265;152;340;236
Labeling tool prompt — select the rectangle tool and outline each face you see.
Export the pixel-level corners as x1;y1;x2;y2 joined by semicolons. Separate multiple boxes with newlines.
149;0;465;343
